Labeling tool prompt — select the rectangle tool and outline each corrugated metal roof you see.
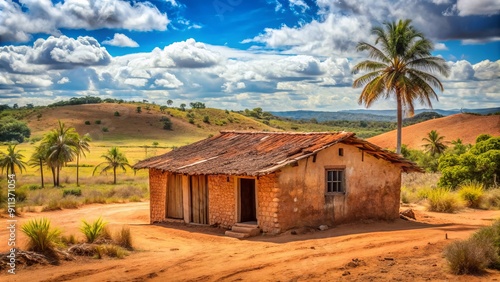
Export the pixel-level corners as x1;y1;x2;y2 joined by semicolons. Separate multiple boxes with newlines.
133;131;423;175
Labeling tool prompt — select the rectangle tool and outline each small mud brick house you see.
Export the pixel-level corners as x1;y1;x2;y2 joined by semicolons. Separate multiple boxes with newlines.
134;131;421;234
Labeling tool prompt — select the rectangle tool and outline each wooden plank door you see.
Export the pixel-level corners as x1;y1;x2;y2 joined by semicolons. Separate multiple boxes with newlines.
240;178;256;222
166;174;183;219
190;175;208;224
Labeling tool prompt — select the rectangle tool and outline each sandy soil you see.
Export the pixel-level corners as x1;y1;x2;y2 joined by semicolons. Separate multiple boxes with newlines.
367;113;500;150
2;202;499;282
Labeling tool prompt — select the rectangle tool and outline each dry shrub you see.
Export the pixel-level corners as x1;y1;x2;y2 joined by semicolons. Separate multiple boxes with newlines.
60;234;78;246
82;190;106;204
444;220;500;275
41;199;62;212
481;189;500;210
59;196;81;209
426;187;463;213
96;245;128;259
113;226;133;250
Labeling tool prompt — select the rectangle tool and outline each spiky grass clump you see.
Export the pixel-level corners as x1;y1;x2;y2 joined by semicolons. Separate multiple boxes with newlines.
21;218;61;254
426;187;463;213
458;182;484;208
81;217;107;243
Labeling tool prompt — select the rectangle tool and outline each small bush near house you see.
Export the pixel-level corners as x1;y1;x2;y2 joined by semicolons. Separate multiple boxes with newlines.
458;182;484;208
426;187;463;213
21;218;61;254
81;217;107;243
85;121;91;125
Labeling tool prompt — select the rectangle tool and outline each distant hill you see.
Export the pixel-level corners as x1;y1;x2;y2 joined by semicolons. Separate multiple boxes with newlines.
271;107;500;121
367;113;500;150
23;103;276;146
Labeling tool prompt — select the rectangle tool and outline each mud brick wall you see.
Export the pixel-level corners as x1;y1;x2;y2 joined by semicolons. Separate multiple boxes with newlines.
149;168;167;223
257;174;282;234
208;175;236;229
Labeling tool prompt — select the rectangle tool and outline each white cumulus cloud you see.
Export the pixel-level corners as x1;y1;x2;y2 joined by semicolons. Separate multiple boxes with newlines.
103;33;139;48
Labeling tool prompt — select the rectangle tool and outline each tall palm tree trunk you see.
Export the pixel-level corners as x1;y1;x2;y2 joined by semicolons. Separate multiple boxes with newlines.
113;167;117;184
51;166;56;187
396;91;403;155
39;159;44;188
76;155;80;186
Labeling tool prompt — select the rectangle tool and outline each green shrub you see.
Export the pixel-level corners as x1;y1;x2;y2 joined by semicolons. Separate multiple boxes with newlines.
26;184;41;190
96;245;128;259
81;217;107;243
102;127;108;132
63;188;82;197
114;111;120;116
203;116;210;123
114;226;133;250
426;187;463;213
458;182;484;208
95;120;101;124
188;118;195;124
416;187;433;200
21;218;61;253
61;234;78;246
85;121;91;125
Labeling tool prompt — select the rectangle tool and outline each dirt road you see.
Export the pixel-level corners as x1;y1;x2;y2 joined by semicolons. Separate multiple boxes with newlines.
2;202;499;281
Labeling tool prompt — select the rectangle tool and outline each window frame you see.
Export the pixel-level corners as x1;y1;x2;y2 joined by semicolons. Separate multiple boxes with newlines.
325;166;346;195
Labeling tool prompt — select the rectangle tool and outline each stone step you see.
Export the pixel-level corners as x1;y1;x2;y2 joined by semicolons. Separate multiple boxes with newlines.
225;230;250;239
231;226;261;237
234;222;259;229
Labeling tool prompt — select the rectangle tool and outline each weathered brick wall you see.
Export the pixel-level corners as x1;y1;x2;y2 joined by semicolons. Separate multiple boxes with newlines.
257;174;281;234
149;168;167;223
208;175;236;228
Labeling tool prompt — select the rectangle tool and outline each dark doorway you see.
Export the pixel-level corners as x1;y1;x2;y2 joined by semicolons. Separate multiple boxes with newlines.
190;175;208;224
240;178;256;222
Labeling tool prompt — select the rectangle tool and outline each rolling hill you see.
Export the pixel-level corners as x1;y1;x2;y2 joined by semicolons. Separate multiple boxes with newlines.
367;113;500;150
23;103;276;146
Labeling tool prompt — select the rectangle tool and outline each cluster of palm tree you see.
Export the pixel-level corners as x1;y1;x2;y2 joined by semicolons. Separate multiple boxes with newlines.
0;121;133;187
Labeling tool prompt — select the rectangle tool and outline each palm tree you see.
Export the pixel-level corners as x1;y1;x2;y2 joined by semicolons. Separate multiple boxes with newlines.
43;121;79;187
352;19;450;154
0;144;27;177
92;147;132;184
422;130;447;156
29;144;49;188
75;133;91;186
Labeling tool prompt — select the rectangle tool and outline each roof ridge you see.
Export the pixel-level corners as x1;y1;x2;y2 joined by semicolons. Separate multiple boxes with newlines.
219;130;352;135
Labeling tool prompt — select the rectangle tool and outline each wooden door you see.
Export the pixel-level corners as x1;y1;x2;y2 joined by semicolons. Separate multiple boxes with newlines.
190;175;208;224
240;178;256;222
166;174;183;219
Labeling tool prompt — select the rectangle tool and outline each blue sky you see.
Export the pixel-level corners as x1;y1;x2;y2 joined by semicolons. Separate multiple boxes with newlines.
0;0;499;111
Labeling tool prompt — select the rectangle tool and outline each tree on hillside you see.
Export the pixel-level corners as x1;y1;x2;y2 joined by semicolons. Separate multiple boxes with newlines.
42;121;79;187
422;130;447;156
92;147;132;184
167;99;173;107
352;19;450;154
0;144;27;177
180;103;186;111
0;117;31;143
29;144;49;188
75;133;92;186
160;106;167;113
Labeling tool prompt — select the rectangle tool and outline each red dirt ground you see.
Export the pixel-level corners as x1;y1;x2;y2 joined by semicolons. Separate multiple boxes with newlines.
1;202;500;281
367;113;500;150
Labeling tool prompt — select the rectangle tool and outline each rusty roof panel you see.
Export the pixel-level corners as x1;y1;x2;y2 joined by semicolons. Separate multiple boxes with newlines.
133;131;423;175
